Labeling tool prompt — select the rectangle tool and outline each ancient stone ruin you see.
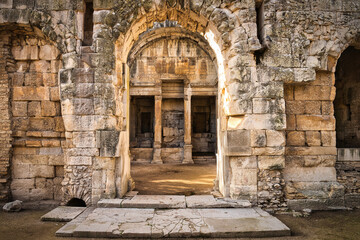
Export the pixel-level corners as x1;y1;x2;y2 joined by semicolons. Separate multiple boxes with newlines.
0;0;359;212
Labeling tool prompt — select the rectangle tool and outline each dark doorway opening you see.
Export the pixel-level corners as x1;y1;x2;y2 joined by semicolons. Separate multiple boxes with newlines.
66;198;86;207
191;96;216;163
334;47;360;147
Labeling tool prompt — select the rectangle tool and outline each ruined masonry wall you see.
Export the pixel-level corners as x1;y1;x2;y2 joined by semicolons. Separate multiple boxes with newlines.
9;35;65;202
0;34;12;201
0;0;359;210
130;38;217;85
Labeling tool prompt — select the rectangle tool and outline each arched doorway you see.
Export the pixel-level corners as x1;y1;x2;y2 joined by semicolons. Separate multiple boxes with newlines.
127;25;218;195
334;46;360;148
334;46;360;206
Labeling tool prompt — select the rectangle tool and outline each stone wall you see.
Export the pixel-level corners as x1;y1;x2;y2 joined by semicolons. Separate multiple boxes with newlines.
130;36;217;86
337;149;360;208
0;0;359;210
284;72;341;210
0;34;12;201
9;34;65;201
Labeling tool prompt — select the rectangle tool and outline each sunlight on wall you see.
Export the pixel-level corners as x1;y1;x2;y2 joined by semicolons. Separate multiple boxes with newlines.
204;30;231;116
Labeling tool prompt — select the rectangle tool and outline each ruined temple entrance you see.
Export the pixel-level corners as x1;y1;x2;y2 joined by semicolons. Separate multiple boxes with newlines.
127;26;218;194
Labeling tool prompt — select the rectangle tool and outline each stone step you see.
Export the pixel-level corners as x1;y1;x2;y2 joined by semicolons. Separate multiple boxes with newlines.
41;206;86;222
97;195;251;209
56;207;291;238
192;155;216;164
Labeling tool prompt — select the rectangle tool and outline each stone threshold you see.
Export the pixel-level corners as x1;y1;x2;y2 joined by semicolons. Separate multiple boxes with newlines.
55;207;290;238
97;194;252;209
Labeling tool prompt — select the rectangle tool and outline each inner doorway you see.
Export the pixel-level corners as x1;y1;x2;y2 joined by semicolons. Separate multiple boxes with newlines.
127;28;218;195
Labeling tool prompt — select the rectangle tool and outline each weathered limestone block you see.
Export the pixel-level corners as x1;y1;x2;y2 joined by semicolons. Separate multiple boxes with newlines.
305;131;321;146
28;101;41;116
42;140;61;147
26;140;42;147
252;146;285;156
50;87;60;101
14;0;34;9
287;131;305;146
41;101;58;116
161;148;183;163
49;156;64;166
286;146;337;156
62;52;78;69
283;167;336;182
24;72;43;86
258;156;285;170
93;157;115;170
30;60;51;72
286;155;336;168
229;156;257;169
296;115;335;130
321;131;336;147
67;148;99;157
12;45;38;60
0;0;13;8
2;200;22;212
43;73;57;87
229;163;257;201
93;0;116;10
250;130;266;147
39;45;60;60
73;131;96;148
226;130;251;156
98;130;120;157
13;87;49;101
51;60;62;73
75;83;95;98
12;101;27;117
29;165;55;178
304;101;321;115
294;85;335;101
73;98;95;115
230;114;286;130
29;117;55;131
10;178;34;190
68;156;92;165
321;101;333;115
266;130;285;147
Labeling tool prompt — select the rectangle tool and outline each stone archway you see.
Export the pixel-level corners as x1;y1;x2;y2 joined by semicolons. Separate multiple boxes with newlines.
127;26;218;163
112;4;248;199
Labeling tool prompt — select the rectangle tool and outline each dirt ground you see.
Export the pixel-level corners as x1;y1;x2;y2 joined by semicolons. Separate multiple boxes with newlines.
131;163;217;195
1;164;359;239
0;208;359;240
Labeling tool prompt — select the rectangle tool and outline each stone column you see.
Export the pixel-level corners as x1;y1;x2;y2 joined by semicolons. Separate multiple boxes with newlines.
152;95;163;164
183;93;194;163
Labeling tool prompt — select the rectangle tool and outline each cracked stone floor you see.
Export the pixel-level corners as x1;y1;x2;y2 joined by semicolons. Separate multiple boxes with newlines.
49;195;290;238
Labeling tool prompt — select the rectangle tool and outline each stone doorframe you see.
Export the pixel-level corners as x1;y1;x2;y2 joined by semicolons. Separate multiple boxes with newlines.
110;3;266;205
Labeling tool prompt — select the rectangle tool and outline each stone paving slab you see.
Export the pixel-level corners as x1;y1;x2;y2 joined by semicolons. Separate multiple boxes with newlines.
73;208;154;238
121;195;186;209
56;207;95;237
186;195;251;208
57;207;290;238
40;206;86;222
97;199;123;208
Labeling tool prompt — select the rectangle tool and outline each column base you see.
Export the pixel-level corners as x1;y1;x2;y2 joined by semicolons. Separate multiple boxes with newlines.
183;144;194;164
152;148;163;164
